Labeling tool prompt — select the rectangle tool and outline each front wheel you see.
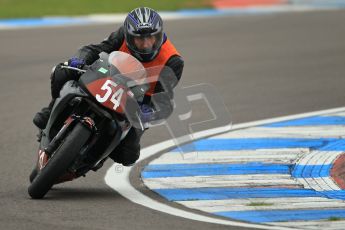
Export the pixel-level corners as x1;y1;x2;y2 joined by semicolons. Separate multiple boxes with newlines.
28;123;91;199
29;167;38;183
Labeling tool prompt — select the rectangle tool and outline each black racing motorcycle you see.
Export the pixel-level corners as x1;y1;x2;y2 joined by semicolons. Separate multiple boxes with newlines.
28;51;156;199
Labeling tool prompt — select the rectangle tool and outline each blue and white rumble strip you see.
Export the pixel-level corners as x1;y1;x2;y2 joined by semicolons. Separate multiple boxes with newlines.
141;110;345;229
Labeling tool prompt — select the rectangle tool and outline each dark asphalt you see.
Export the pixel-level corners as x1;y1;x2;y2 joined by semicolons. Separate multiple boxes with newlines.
1;9;345;230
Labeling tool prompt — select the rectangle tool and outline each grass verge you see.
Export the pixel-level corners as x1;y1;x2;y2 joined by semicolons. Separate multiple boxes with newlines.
328;216;344;221
247;202;274;206
0;0;212;19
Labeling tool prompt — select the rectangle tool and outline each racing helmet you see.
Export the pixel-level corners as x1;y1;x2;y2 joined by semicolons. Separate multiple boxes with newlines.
124;7;164;62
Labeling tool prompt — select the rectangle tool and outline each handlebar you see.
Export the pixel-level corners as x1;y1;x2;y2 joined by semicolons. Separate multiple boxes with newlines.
60;62;87;73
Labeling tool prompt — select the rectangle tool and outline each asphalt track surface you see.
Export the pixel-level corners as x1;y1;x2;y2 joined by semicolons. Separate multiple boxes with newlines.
1;10;345;230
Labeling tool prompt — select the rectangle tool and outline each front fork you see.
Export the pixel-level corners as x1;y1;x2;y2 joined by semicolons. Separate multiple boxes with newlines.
37;115;96;170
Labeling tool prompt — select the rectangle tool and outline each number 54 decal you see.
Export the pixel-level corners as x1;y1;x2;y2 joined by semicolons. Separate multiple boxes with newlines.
96;79;124;110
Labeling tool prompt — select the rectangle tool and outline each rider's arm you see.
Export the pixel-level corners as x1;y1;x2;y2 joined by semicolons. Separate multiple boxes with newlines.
73;26;125;65
141;55;184;121
155;55;184;92
166;55;185;83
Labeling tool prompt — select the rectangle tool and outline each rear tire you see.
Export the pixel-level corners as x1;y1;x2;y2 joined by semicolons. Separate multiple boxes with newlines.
28;123;91;199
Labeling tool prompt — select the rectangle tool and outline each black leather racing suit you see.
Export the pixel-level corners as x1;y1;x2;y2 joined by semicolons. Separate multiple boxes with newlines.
50;26;184;166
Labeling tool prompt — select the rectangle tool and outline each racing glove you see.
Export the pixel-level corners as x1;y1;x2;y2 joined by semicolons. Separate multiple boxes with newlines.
68;57;85;68
139;103;154;123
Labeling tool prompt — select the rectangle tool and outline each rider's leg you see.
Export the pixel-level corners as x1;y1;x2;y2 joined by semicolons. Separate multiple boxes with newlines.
33;99;56;129
33;64;78;129
108;127;144;166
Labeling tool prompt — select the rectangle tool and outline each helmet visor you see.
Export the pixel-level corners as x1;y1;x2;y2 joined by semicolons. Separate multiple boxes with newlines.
127;32;163;55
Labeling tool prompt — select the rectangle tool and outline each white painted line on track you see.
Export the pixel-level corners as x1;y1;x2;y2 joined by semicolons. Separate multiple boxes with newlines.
327;111;345;117
144;174;298;189
105;106;345;229
213;126;345;139
149;149;307;165
296;177;341;191
268;220;345;230
297;151;343;166
177;197;345;212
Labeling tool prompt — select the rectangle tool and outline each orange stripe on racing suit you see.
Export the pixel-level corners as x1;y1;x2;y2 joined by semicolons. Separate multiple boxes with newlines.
119;38;180;96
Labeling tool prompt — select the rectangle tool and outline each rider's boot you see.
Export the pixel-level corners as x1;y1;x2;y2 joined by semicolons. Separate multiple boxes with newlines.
33;99;55;129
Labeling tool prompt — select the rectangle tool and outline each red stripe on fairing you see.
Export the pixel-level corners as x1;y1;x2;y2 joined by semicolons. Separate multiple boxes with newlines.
330;154;345;189
213;0;287;8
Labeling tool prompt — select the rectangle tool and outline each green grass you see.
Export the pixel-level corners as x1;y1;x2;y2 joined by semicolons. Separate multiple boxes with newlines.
327;216;344;221
0;0;212;19
247;202;274;206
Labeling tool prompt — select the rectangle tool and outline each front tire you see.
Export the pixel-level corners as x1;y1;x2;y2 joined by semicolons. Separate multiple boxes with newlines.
29;167;38;183
28;123;91;199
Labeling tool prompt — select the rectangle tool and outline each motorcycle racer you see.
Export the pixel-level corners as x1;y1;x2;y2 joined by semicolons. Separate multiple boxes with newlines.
33;7;184;166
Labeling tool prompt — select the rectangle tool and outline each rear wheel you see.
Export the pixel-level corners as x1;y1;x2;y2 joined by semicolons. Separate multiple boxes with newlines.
28;123;91;199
